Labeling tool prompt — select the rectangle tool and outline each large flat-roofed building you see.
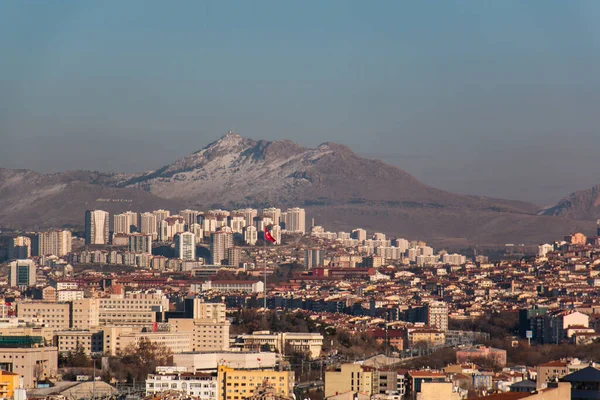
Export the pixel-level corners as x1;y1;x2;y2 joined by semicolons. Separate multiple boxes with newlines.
55;330;104;355
172;352;277;373
9;260;37;288
0;337;58;389
16;302;71;330
101;326;192;356
146;372;217;399
217;366;294;400
9;236;31;260
235;331;323;359
98;292;169;326
72;298;100;330
201;280;264;294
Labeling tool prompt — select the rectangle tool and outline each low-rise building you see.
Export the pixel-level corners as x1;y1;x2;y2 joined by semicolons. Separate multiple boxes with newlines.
236;331;323;359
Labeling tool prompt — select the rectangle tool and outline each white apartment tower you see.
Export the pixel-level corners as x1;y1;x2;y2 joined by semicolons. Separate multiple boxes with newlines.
85;210;110;245
140;212;158;240
128;234;153;254
283;208;306;233
425;301;448;332
175;232;196;261
113;211;138;234
262;207;282;226
244;226;258;246
34;230;72;257
351;229;367;242
210;231;234;265
180;209;201;230
153;209;171;232
229;214;246;234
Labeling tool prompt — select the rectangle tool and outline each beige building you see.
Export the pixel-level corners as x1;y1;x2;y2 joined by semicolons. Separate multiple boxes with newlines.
217;366;294;400
325;363;375;398
0;346;58;389
169;319;230;352
101;326;192;356
236;331;323;359
55;330;103;355
282;208;306;234
16;302;71;330
34;230;72;257
173;352;278;372
72;298;100;330
425;301;448;332
416;382;460;400
98;292;169;326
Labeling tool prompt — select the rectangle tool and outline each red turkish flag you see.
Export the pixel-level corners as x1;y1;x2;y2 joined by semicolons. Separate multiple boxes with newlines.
264;227;276;243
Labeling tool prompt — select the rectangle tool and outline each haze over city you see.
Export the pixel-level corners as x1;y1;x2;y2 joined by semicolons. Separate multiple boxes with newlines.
3;1;600;204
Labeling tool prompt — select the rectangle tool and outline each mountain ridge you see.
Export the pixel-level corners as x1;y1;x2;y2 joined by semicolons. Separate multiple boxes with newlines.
0;132;595;245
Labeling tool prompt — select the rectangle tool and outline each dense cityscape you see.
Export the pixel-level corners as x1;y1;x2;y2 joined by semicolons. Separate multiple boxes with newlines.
0;207;599;400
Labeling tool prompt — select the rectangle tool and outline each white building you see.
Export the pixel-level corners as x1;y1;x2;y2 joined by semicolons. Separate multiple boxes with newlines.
113;212;138;234
175;232;196;261
201;280;264;294
9;260;36;287
244;226;258;246
351;229;367;242
146;372;217;398
236;331;323;359
442;253;466;265
282;208;306;233
171;351;278;372
538;243;555;257
85;210;110;245
140;212;158;240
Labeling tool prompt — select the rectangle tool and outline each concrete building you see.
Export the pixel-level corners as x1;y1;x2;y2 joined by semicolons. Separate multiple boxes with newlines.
105;329;192;356
305;249;325;269
55;330;104;355
201;280;264;294
140;212;158;240
538;243;555;257
229;214;246;234
146;372;217;398
236;331;323;359
9;260;36;287
9;236;31;260
180;209;201;230
351;229;367;242
282;208;305;233
172;352;277;372
169;318;230;352
0;341;58;389
325;363;376;398
211;231;234;265
72;298;100;330
98;292;169;326
85;210;110;245
129;233;153;254
262;208;281;227
175;232;196;261
425;301;448;332
158;216;186;242
244;226;258;246
153;209;171;230
217;366;294;400
33;230;72;257
17;302;71;330
543;310;589;344
113;212;138;234
456;346;507;367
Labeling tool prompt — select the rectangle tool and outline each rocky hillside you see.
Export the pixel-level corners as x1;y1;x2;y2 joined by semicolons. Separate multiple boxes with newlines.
541;184;600;221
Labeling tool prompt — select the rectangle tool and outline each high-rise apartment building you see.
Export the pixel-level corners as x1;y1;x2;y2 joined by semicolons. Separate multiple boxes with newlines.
270;225;282;244
113;211;138;234
305;249;325;270
9;260;36;287
262;207;282;226
85;210;109;245
153;209;171;232
210;231;233;265
158;216;185;242
175;232;196;261
180;209;201;230
229;213;246;234
72;298;100;330
33;230;72;257
227;247;241;267
9;236;31;260
283;208;306;233
351;228;367;242
425;301;448;332
233;208;257;227
168;299;230;352
140;212;158;240
243;226;258;246
128;233;153;254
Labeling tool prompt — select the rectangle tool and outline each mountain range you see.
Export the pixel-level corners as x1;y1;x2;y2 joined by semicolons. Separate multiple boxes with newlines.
0;131;597;246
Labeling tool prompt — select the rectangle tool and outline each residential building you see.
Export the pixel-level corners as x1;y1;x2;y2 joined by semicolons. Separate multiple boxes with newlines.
180;209;201;230
405;371;446;400
351;229;367;242
85;210;110;245
33;230;72;257
244;226;258;246
211;231;234;265
113;211;138;234
129;233;153;254
305;249;325;270
9;236;31;260
325;363;375;397
175;232;196;260
536;359;589;389
201;280;264;294
140;212;158;240
9;260;36;287
425;301;448;332
158;216;186;242
217;366;294;400
282;208;305;233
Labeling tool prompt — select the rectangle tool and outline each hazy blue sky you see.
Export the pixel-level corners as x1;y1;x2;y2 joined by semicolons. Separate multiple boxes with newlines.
2;1;600;205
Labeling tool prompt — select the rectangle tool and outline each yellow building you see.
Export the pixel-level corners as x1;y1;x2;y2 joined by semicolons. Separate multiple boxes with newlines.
406;329;445;348
325;364;374;398
217;366;294;400
0;371;19;399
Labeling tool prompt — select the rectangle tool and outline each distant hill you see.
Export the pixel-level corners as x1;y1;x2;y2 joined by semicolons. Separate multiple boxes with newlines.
0;132;594;245
541;184;600;222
